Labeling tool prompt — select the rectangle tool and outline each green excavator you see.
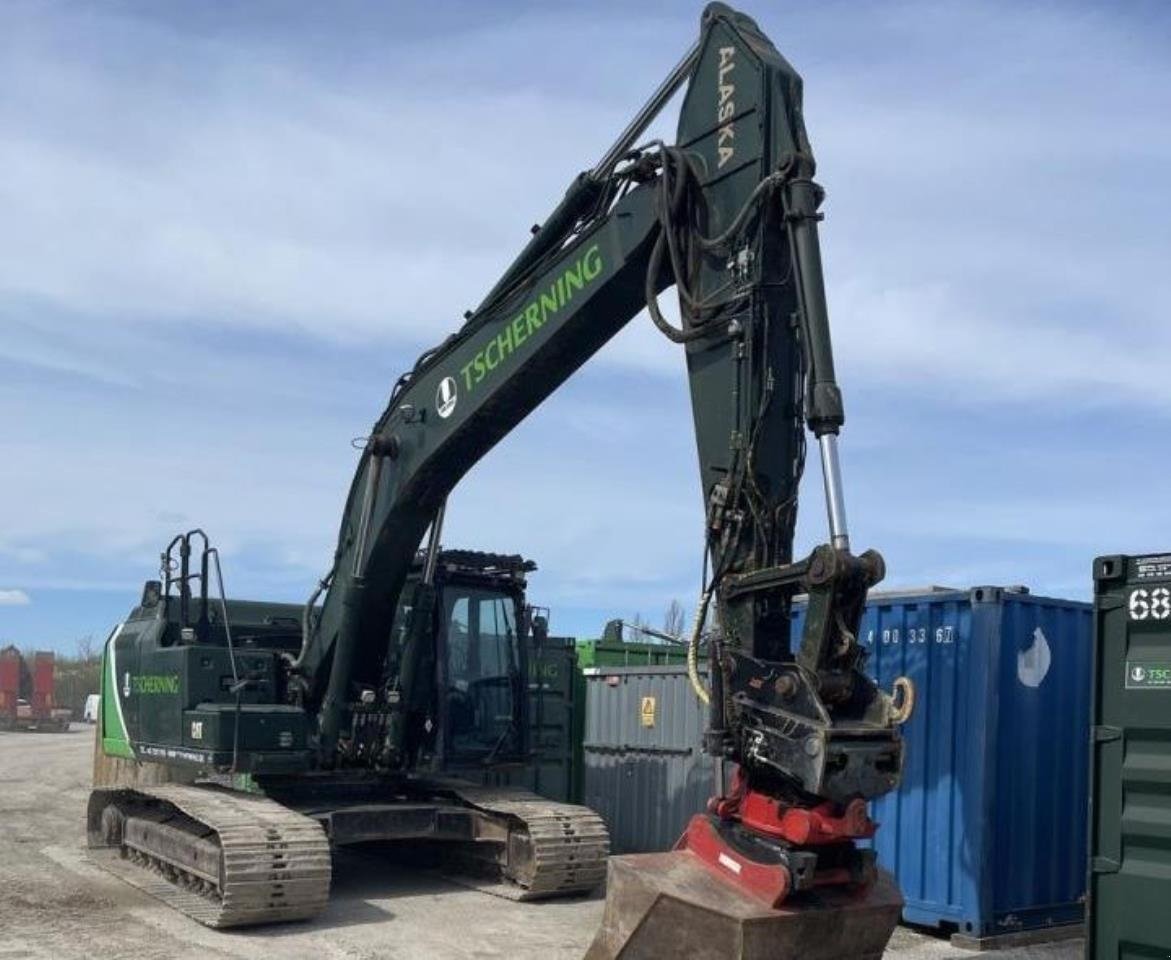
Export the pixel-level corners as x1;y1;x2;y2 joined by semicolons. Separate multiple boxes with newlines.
90;5;911;957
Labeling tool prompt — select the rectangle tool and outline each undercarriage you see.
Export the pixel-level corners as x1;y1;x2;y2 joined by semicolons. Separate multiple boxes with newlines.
87;776;608;928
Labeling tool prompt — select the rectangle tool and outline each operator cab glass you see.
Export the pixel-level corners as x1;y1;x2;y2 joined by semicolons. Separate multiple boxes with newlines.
441;587;522;762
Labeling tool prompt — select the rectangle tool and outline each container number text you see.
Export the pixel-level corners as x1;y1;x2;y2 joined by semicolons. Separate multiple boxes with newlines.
1129;588;1171;621
865;626;955;645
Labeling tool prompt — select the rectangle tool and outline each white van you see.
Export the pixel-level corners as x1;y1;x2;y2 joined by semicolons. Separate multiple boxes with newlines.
83;693;100;724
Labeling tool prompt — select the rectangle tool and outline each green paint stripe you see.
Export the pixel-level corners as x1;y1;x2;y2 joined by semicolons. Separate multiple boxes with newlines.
100;625;135;759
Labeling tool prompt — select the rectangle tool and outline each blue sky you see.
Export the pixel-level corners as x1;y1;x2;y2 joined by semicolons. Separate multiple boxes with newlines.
1;1;1168;652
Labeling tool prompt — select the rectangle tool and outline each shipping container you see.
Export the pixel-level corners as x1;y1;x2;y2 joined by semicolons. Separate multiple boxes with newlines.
582;586;1093;942
575;639;692;669
524;634;578;803
573;639;697;805
449;634;578;804
1087;555;1171;957
581;665;714;854
794;587;1093;940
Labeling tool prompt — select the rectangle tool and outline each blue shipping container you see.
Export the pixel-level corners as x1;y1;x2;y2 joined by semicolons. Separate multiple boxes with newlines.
794;587;1093;939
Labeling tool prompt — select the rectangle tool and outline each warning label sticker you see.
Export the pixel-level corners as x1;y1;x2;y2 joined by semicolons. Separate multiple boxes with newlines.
640;696;656;727
1126;662;1171;690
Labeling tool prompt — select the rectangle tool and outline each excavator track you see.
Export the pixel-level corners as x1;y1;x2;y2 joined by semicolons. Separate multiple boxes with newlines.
444;784;609;899
87;785;332;928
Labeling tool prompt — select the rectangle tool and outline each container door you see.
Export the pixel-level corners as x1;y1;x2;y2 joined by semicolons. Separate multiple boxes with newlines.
582;667;713;854
525;635;575;802
1089;555;1171;958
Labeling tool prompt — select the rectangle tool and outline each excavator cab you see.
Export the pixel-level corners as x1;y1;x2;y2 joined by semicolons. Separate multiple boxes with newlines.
382;549;535;774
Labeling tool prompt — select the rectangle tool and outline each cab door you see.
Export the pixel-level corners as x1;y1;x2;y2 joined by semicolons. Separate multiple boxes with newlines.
441;587;524;763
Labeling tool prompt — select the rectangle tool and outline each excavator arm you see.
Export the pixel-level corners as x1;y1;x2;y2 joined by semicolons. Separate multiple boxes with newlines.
299;2;906;872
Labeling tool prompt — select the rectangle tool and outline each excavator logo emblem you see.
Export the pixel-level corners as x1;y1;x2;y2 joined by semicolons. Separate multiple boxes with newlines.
436;376;458;419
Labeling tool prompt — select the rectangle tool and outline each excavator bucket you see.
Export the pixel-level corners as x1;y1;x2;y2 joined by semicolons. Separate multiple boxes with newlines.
584;851;902;960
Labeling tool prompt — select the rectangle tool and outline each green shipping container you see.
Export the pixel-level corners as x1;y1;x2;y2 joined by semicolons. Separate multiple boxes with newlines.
575;639;693;669
1088;554;1171;957
453;633;578;804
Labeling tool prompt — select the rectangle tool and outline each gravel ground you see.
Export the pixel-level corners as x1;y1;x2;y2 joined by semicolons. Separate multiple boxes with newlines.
0;727;1083;959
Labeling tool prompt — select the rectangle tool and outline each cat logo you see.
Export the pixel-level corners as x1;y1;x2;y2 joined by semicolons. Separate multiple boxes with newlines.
436;376;458;419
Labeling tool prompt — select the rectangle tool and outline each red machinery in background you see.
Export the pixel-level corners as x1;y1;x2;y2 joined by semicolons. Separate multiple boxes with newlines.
0;646;71;731
0;645;21;724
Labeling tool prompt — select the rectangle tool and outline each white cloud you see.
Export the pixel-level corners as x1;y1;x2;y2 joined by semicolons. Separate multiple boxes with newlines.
0;6;667;347
0;1;1166;639
0;589;31;606
0;0;1166;408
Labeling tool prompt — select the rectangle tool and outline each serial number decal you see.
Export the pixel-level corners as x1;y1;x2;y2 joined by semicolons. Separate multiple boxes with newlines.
138;744;212;764
1135;555;1171;582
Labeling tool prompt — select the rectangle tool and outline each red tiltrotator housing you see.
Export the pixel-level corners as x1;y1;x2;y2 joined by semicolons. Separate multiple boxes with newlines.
676;766;877;908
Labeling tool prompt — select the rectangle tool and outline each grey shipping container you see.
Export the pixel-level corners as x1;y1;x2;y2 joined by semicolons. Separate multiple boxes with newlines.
582;665;714;854
583;586;1093;942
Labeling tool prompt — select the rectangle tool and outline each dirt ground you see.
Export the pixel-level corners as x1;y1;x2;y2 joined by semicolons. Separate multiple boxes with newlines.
0;727;1083;960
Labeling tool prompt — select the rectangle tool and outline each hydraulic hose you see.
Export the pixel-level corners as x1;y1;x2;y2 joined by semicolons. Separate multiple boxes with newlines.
643;146;786;345
288;567;334;671
687;588;713;705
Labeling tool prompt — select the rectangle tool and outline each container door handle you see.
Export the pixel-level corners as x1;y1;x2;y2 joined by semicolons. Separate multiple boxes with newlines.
1091;728;1124;867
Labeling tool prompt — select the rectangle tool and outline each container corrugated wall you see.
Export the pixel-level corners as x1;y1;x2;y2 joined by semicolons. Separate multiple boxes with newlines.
582;666;713;853
986;594;1092;933
583;587;1092;940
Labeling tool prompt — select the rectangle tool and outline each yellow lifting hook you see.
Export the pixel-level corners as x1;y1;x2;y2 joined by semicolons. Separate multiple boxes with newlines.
889;676;916;725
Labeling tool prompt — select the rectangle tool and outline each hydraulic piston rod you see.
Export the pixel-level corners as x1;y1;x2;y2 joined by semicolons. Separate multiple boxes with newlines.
590;40;700;179
422;501;446;586
818;433;850;551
